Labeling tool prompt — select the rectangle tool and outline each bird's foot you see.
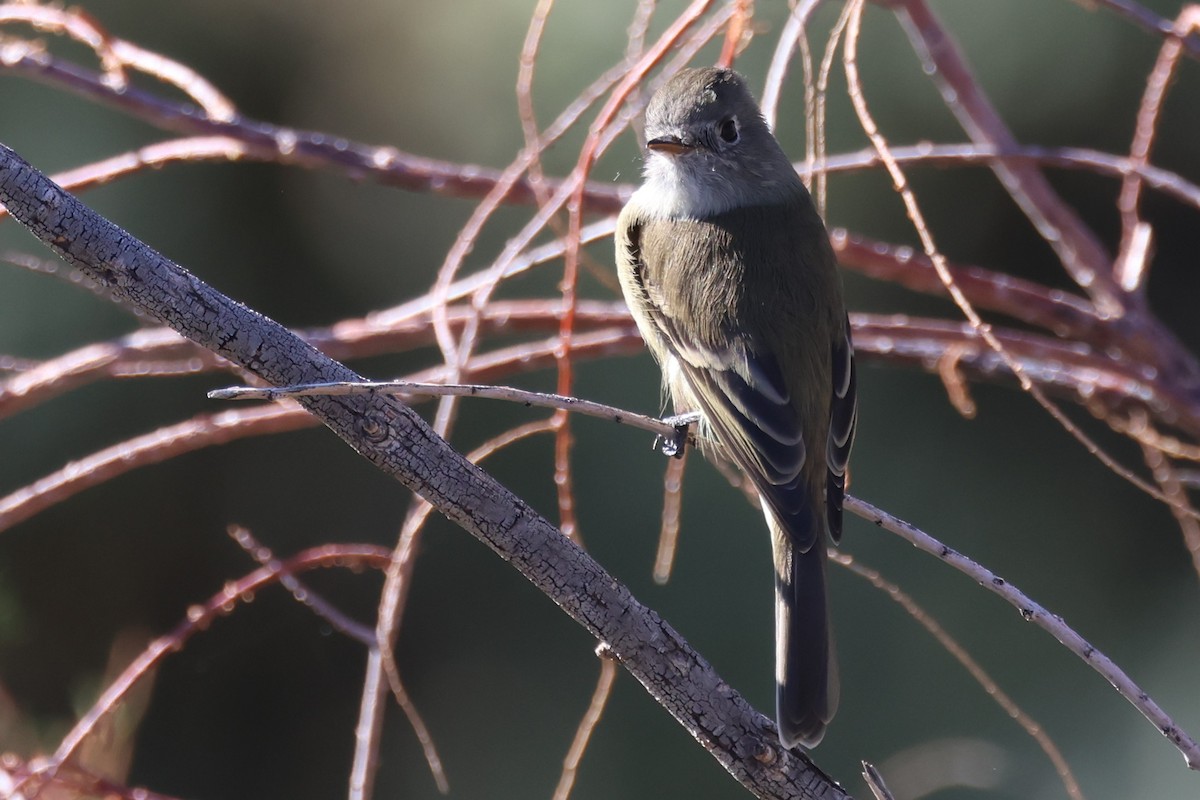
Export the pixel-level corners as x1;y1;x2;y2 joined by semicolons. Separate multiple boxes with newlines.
654;411;701;458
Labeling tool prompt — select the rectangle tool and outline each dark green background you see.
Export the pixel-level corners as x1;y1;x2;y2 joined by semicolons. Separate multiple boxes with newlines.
1;2;1198;798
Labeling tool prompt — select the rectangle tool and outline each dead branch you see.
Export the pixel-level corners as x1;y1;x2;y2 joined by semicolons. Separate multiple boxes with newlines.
0;140;845;800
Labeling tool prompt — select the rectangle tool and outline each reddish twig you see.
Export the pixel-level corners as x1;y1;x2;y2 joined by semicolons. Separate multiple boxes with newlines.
367;417;558;798
1139;437;1200;581
0;41;628;211
845;0;1200;519
228;525;377;645
0;5;234;119
816;143;1200;211
0;299;634;421
884;0;1200;403
1;759;187;800
884;0;1121;314
653;452;689;584
761;0;821;131
717;0;753;68
1;2;1198;795
0;403;307;533
14;545;392;796
551;652;619;800
1083;0;1200;57
555;0;718;539
0;327;642;535
831;229;1105;341
1115;6;1200;292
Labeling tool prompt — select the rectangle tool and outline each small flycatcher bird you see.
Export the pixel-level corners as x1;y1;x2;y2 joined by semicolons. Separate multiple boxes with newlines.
616;67;857;748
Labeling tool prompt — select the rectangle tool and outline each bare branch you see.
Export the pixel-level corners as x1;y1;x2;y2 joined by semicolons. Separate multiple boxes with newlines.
3;3;1198;795
0;38;629;211
860;762;896;800
228;525;377;646
0;403;306;532
0;326;641;534
845;0;1200;520
846;495;1200;769
1115;6;1200;292
882;0;1200;400
552;651;619;800
14;544;393;795
883;0;1121;314
816;143;1200;212
210;379;685;440
368;418;557;799
0;139;846;800
653;453;689;584
833;552;1085;800
1083;0;1200;57
0;297;636;421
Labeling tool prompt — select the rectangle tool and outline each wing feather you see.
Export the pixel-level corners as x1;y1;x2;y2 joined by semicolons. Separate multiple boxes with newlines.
617;206;856;552
825;325;857;543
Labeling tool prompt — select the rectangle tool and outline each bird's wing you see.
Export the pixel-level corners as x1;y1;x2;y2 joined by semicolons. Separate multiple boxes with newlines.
659;314;822;552
619;212;827;552
825;323;856;544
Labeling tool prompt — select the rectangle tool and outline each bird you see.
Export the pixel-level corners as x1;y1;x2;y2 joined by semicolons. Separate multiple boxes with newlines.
615;67;857;748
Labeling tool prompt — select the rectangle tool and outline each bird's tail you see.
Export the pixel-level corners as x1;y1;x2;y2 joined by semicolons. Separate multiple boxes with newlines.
772;525;838;749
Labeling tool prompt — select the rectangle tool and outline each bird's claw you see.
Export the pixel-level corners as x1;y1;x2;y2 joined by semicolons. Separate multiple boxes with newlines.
654;411;701;458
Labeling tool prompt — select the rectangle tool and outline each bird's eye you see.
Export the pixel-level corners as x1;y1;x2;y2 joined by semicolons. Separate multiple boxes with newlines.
718;117;739;143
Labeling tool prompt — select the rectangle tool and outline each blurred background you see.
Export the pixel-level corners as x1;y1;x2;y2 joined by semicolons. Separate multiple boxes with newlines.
1;1;1198;798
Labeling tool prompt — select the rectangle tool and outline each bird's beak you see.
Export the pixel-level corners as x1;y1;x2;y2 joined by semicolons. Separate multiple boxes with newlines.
647;135;694;156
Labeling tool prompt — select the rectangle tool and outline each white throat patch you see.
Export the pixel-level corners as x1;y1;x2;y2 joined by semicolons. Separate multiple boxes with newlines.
633;154;741;220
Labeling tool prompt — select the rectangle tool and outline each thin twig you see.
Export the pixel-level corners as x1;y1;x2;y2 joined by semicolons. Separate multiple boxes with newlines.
15;545;392;795
761;0;821;131
851;314;1200;438
228;525;376;646
368;418;559;800
815;143;1200;212
1115;6;1200;292
1083;0;1200;58
1139;438;1200;581
622;0;658;147
349;649;393;800
844;0;1200;519
0;328;642;534
0;5;235;120
551;653;619;800
830;229;1106;341
10;309;1188;540
846;494;1200;769
1;137;848;800
210;379;685;440
1112;411;1200;462
1;760;187;800
653;453;689;584
0;35;629;211
0;297;634;421
814;1;856;215
0;404;308;533
861;762;897;800
886;0;1121;315
832;551;1086;800
717;0;753;68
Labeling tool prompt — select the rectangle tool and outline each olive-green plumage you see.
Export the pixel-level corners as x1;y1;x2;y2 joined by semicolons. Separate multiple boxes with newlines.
616;68;857;748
